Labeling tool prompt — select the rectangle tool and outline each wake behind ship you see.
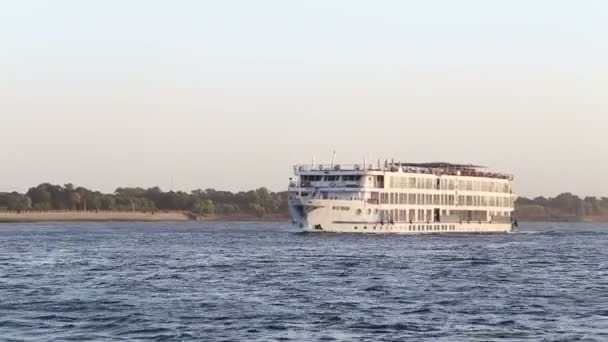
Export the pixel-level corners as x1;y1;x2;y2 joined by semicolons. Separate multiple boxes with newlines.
288;161;516;234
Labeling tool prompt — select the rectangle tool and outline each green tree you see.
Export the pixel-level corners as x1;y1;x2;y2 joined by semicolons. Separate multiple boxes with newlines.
26;184;52;210
0;192;32;211
192;199;215;215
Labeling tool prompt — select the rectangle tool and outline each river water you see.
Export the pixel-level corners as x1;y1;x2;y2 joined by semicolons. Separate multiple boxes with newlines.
0;222;607;341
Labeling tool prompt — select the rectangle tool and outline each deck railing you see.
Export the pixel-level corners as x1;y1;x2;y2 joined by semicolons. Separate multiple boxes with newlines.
294;164;512;180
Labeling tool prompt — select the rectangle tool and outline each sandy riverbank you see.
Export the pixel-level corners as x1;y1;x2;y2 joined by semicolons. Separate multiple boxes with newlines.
0;211;191;223
0;211;290;223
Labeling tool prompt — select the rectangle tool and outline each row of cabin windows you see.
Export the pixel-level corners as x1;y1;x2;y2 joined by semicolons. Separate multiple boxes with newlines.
389;177;449;190
378;192;512;208
388;176;511;193
354;225;457;232
458;195;513;208
379;209;432;223
458;180;511;193
300;175;362;182
377;209;510;223
377;194;512;208
380;193;455;206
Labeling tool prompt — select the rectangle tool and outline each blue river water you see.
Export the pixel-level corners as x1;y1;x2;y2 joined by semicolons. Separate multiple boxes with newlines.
0;222;607;341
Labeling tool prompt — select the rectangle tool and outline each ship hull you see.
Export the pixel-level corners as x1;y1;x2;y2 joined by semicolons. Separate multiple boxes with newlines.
289;199;513;234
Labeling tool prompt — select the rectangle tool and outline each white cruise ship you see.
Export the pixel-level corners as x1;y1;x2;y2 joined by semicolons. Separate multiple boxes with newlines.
288;161;516;234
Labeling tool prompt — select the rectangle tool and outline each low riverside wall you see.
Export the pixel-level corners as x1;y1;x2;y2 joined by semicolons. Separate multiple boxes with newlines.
0;210;191;222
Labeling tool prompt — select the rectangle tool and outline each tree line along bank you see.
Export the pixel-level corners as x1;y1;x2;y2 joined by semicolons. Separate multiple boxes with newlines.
0;183;288;218
1;184;608;221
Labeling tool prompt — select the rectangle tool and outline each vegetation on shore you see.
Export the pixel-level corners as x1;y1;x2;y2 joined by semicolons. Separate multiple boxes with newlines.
0;183;288;219
2;184;608;222
516;193;608;222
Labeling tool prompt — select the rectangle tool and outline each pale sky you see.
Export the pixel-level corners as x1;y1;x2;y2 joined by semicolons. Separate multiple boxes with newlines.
1;1;607;197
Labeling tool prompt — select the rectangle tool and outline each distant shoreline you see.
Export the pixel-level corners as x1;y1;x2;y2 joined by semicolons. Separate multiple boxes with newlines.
4;183;608;225
516;217;608;223
2;210;608;224
0;210;289;223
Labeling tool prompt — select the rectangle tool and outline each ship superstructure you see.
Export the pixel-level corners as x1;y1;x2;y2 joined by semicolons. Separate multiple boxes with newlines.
288;161;516;234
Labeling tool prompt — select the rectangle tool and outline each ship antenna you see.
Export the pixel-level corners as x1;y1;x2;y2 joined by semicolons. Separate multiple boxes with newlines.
331;150;336;168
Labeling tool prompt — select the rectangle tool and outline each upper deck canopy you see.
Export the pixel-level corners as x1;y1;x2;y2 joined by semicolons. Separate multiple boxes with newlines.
294;161;512;180
396;162;485;170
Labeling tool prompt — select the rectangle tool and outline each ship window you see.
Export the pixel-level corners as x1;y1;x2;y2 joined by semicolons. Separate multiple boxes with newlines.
354;226;357;230
343;175;357;182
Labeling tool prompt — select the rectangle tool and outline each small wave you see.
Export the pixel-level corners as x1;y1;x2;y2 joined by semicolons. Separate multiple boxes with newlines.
117;327;173;336
336;261;359;267
265;324;288;331
349;322;438;332
364;285;385;292
30;314;79;322
401;307;432;314
470;258;498;266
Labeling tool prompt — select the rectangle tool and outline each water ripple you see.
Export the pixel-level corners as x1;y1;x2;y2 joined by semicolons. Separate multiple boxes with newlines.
0;222;607;341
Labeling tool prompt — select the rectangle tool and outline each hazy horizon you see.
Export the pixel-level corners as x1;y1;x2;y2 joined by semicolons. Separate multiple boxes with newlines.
2;1;607;198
